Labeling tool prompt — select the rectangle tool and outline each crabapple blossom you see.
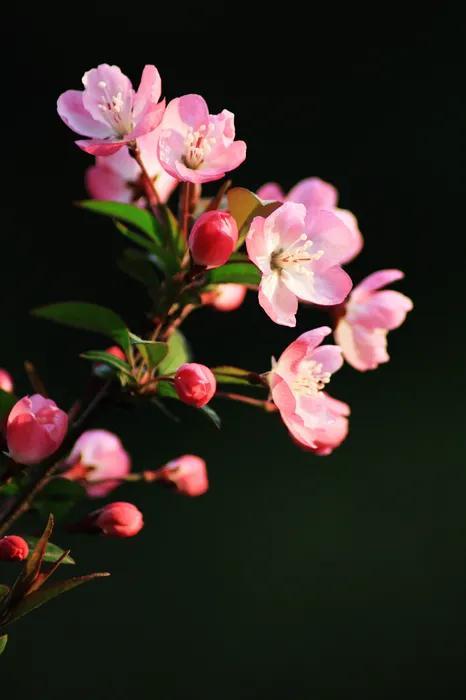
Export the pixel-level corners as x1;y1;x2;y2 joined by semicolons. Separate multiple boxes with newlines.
0;536;29;562
158;455;208;496
257;177;363;264
201;284;247;312
85;131;177;204
246;203;353;327
269;326;348;453
6;395;68;465
174;363;216;408
334;269;413;371
0;369;13;393
64;430;131;498
57;64;165;156
158;94;246;183
189;211;238;267
93;502;144;538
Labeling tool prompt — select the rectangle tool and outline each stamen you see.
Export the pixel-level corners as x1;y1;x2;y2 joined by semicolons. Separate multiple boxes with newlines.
292;360;331;396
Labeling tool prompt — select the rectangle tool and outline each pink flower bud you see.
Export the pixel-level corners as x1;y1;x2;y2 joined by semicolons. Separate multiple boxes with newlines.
202;284;247;312
6;394;68;465
189;211;238;268
159;455;208;496
0;369;14;393
94;502;144;538
0;535;29;562
174;363;216;408
104;346;126;362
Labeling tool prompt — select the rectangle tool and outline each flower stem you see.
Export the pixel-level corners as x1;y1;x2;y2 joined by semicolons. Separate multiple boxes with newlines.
215;391;277;412
128;142;161;211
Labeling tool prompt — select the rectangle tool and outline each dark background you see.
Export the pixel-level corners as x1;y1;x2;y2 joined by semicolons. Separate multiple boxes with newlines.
2;7;465;698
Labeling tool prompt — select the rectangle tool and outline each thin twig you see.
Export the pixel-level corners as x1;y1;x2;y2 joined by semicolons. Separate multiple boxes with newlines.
215;391;277;412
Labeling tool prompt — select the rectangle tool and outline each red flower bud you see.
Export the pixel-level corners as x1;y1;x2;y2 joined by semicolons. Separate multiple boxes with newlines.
0;535;29;562
174;363;216;408
6;394;68;465
201;284;247;312
159;455;208;496
94;502;143;538
104;346;126;362
0;369;14;393
189;211;238;268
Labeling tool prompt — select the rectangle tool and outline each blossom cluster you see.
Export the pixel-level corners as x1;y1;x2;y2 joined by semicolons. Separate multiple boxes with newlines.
0;63;412;653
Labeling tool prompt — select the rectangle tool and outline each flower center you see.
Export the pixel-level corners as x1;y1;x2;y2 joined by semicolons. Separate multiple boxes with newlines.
97;80;134;137
271;234;323;275
292;360;330;396
183;124;216;169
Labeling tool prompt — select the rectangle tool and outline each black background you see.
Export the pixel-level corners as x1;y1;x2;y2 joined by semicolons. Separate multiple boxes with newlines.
1;7;465;698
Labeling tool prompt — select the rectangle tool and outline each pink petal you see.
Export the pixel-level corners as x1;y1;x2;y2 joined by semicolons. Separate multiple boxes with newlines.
258;274;298;327
270;373;297;415
354;269;405;295
82;64;133;126
257;183;285;201
334;208;364;263
57;90;111;138
246;216;270;273
350;290;413;330
158;129;186;178
312;266;353;306
307;210;357;269
335;319;389;371
277;326;332;377
130;99;165;138
264;201;307;249
309;345;344;375
75;139;126;156
133;65;162;120
206;140;247;174
85;163;132;203
179;94;209;129
288;177;338;210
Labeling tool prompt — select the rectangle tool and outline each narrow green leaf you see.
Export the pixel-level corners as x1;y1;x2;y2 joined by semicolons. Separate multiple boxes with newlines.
78;200;160;241
156;380;179;399
0;390;16;421
206;263;261;286
212;366;263;386
33;302;131;354
24;538;75;565
118;249;161;301
80;350;133;378
162;206;187;259
114;221;160;252
0;635;7;655
129;338;168;369
158;331;191;375
199;405;222;429
5;573;110;625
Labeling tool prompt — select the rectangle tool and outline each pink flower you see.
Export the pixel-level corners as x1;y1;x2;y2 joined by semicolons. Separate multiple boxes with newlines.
334;269;413;371
57;64;165;156
246;203;353;327
0;535;29;562
94;502;143;538
201;284;247;312
257;177;363;264
158;455;208;496
189;211;238;267
158;94;246;183
0;368;13;393
269;326;349;454
174;363;217;408
85;131;177;204
64;429;131;498
6;394;68;465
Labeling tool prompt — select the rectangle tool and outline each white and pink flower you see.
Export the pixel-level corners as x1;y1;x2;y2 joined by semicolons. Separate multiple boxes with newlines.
57;64;165;156
335;269;413;371
257;177;363;264
85;131;177;205
158;94;246;183
246;203;353;327
269;326;349;454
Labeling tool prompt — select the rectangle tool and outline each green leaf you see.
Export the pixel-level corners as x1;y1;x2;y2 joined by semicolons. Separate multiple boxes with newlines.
227;187;282;248
156;380;179;399
158;331;191;375
5;573;110;625
24;538;75;565
118;249;161;301
78;200;161;242
80;350;133;378
212;366;263;386
34;480;86;521
33;302;131;354
129;336;168;369
199;405;221;429
0;634;7;655
206;262;261;286
162;206;187;260
0;390;16;421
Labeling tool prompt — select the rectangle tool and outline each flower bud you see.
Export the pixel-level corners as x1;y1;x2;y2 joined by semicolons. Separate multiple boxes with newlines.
94;502;144;538
64;429;131;498
94;346;127;377
202;284;247;312
189;211;238;268
6;394;68;465
174;363;216;408
0;535;29;562
0;369;13;393
104;346;126;362
159;455;208;496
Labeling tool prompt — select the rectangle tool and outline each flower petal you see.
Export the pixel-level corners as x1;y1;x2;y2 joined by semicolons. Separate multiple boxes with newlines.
133;65;162;120
288;177;338;210
75;139;126;156
57;90;112;138
307;210;357;269
257;183;285;201
258;274;298;327
276;326;332;377
312;266;353;305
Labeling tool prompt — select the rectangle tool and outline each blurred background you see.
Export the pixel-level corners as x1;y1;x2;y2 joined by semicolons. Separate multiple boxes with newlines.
2;7;465;698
